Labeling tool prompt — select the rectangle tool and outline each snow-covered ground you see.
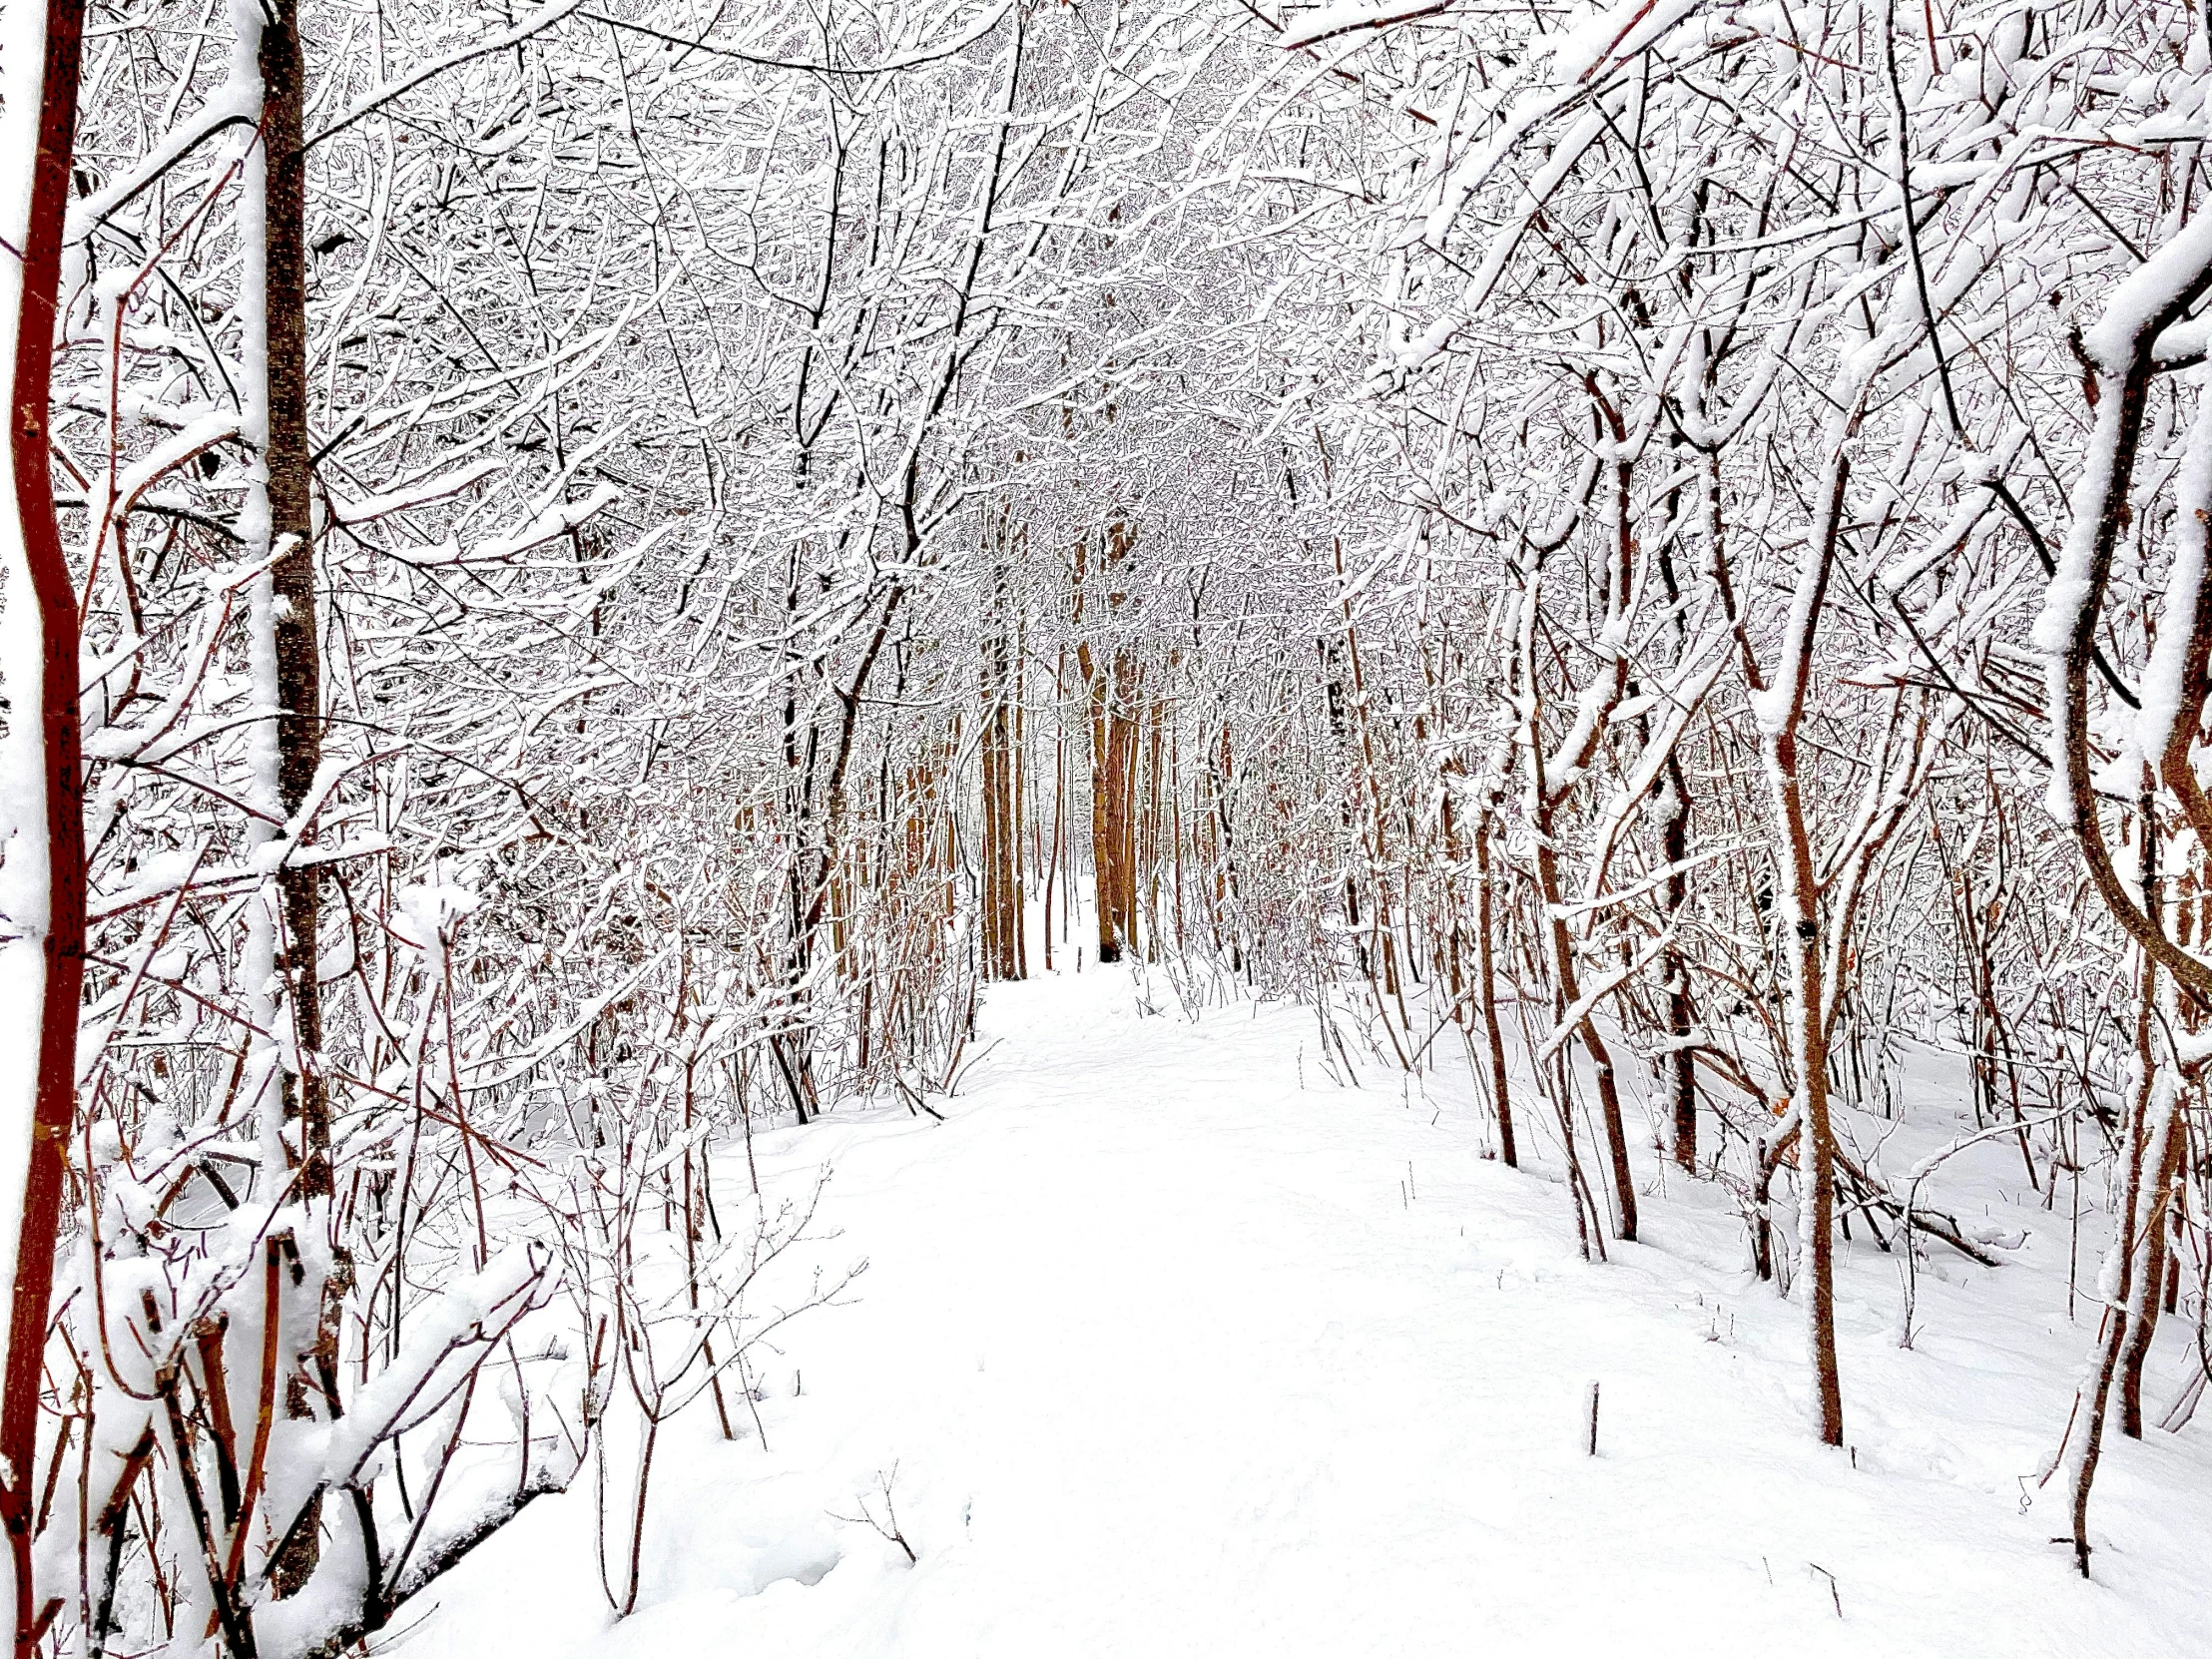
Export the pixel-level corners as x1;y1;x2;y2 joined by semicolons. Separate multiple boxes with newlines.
394;965;2211;1659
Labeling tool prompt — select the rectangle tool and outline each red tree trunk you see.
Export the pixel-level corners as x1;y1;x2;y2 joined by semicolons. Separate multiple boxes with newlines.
2;0;88;1651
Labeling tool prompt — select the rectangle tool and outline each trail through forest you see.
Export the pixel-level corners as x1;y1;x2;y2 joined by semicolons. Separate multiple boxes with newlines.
12;5;2212;1655
401;967;2209;1659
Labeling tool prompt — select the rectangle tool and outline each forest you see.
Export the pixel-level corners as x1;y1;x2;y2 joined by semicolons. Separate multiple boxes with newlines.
0;0;2207;1654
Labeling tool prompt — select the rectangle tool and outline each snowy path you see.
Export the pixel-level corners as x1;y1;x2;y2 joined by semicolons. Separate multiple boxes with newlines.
403;969;2209;1659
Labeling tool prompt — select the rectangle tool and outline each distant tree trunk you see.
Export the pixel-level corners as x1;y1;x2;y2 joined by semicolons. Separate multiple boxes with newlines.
1473;803;1517;1168
1651;458;1700;1173
1078;520;1140;964
1;1;88;1651
1533;839;1638;1243
1088;662;1135;964
1773;777;1844;1445
2056;952;2173;1572
1012;629;1028;975
1516;558;1636;1243
1204;718;1243;974
980;565;1025;981
2118;1075;2187;1437
1042;648;1066;971
1102;653;1139;961
1143;688;1166;960
1756;445;1853;1450
1320;638;1368;978
1168;713;1186;955
1661;750;1697;1170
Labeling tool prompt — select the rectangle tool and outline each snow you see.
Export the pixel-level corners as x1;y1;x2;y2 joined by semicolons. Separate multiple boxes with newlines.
312;0;589;145
316;1243;549;1491
2133;391;2212;767
2082;213;2212;373
396;966;2211;1659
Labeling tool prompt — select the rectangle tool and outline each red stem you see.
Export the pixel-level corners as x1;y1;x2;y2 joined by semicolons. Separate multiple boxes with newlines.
4;1;88;1653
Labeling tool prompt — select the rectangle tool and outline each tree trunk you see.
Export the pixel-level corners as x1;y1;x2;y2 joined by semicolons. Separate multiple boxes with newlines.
2118;1081;2187;1437
2058;958;2171;1573
1078;519;1140;965
1473;806;1517;1168
259;0;329;1196
0;2;89;1651
980;617;1024;981
253;6;341;1598
1661;750;1697;1170
1767;722;1844;1447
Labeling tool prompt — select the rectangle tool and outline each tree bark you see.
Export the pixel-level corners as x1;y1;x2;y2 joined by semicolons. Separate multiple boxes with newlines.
1;1;88;1651
1661;750;1697;1170
2118;1085;2186;1437
1473;806;1517;1167
259;0;329;1196
1078;520;1140;964
980;608;1024;980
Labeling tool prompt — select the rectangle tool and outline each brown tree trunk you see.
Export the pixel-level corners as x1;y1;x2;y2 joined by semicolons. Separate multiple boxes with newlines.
1011;634;1027;979
1042;648;1065;971
1082;651;1117;963
1105;656;1139;960
1143;691;1165;960
1517;573;1636;1241
255;7;343;1599
1208;720;1243;974
1088;664;1140;964
980;620;1024;981
261;0;329;1196
2118;1095;2186;1437
1765;678;1845;1447
2060;954;2168;1573
1077;520;1140;965
1535;856;1639;1243
1473;807;1516;1168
